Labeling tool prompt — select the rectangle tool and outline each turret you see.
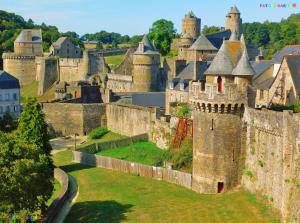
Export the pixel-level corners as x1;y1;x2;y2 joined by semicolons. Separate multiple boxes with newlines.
191;37;254;194
132;35;160;92
182;11;201;39
225;6;243;38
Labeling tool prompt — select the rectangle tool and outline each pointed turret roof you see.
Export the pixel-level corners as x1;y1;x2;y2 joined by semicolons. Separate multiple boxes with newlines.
229;6;240;14
232;48;255;76
135;35;157;54
204;41;234;75
189;35;217;51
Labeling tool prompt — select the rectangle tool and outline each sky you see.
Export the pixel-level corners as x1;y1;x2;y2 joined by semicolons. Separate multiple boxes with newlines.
0;0;299;36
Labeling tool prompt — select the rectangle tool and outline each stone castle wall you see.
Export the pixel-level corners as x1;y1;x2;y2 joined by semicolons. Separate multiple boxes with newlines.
43;103;106;136
3;54;36;86
37;58;59;95
242;108;300;222
59;58;88;82
106;103;157;137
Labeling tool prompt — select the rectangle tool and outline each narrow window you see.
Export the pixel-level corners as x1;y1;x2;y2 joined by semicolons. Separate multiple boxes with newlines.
217;76;222;94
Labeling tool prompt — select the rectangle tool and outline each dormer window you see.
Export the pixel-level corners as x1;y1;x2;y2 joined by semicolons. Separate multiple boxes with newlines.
180;81;185;91
169;81;174;90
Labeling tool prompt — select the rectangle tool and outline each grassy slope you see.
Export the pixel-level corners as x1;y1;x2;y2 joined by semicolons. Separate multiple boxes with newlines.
96;141;164;166
78;132;127;149
53;150;279;223
20;81;38;103
104;54;125;69
20;81;56;103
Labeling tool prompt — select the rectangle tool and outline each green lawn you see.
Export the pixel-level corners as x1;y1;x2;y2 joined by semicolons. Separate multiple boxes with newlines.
47;180;61;206
53;150;279;223
96;141;165;166
78;132;127;149
104;54;125;69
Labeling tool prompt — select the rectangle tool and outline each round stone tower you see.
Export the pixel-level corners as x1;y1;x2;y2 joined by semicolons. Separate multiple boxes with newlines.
132;35;160;92
225;6;243;37
191;39;254;194
182;11;201;40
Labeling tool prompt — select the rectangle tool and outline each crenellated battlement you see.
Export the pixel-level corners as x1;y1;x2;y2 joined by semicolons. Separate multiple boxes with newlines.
189;82;247;113
2;53;36;60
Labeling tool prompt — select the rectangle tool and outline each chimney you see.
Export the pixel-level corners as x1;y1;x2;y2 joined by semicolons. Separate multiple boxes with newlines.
138;42;144;52
255;48;264;61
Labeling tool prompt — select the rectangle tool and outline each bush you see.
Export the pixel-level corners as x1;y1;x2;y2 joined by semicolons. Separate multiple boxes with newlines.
270;100;300;113
167;139;193;172
89;127;109;139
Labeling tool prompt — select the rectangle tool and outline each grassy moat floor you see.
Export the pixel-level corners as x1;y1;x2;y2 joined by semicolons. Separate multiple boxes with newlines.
96;141;165;166
53;149;279;223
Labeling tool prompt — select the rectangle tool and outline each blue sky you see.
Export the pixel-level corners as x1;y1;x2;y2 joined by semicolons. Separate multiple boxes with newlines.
0;0;299;36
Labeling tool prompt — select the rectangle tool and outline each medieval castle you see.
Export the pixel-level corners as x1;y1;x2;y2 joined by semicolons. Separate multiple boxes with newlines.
2;5;300;222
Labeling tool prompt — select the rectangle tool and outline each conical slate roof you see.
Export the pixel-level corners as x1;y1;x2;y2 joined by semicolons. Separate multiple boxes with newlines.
229;6;240;14
204;41;234;75
189;35;217;51
232;48;255;76
135;35;157;54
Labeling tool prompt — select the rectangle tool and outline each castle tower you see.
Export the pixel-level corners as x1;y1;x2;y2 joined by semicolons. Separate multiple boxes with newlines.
191;38;254;194
225;6;243;38
132;35;160;92
182;11;201;40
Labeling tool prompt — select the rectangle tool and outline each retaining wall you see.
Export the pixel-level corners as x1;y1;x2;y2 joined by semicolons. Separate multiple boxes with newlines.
73;151;192;189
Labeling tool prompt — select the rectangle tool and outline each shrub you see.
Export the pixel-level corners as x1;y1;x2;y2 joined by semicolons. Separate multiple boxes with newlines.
89;127;109;139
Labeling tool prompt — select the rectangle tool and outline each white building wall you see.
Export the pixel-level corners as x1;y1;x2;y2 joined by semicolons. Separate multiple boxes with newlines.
0;88;21;118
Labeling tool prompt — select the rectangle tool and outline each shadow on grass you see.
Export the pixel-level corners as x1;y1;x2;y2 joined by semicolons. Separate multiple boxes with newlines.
66;200;133;223
59;163;94;173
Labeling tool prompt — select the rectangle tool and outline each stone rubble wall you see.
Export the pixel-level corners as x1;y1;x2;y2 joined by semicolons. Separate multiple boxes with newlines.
242;108;300;222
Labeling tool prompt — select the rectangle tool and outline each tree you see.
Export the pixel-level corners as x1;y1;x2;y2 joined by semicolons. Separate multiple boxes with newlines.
0;131;53;215
0;111;17;133
202;25;221;35
148;19;176;55
17;98;52;154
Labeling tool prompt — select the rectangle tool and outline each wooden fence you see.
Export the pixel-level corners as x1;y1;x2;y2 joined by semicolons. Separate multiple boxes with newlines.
73;151;192;189
78;133;148;154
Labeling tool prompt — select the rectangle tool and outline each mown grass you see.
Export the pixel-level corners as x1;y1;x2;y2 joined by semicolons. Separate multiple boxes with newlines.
53;150;279;223
104;54;125;69
96;141;165;166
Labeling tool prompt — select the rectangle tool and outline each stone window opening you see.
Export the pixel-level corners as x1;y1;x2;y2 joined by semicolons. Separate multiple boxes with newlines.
201;81;205;92
218;182;224;193
260;90;264;100
217;76;222;94
211;118;214;130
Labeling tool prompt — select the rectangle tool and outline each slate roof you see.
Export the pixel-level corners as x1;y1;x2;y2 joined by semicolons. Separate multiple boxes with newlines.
232;49;255;76
286;55;300;93
255;77;274;90
204;41;234;75
251;60;272;77
135;35;158;54
15;29;42;43
189;35;217;51
272;45;300;63
52;37;67;48
206;30;231;49
229;6;240;14
0;71;20;89
132;92;166;108
177;61;207;81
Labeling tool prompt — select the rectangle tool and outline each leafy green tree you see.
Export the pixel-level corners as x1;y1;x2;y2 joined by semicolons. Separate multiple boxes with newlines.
0;111;18;133
202;25;221;35
0;131;53;215
129;35;143;47
17;98;52;154
148;19;176;55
